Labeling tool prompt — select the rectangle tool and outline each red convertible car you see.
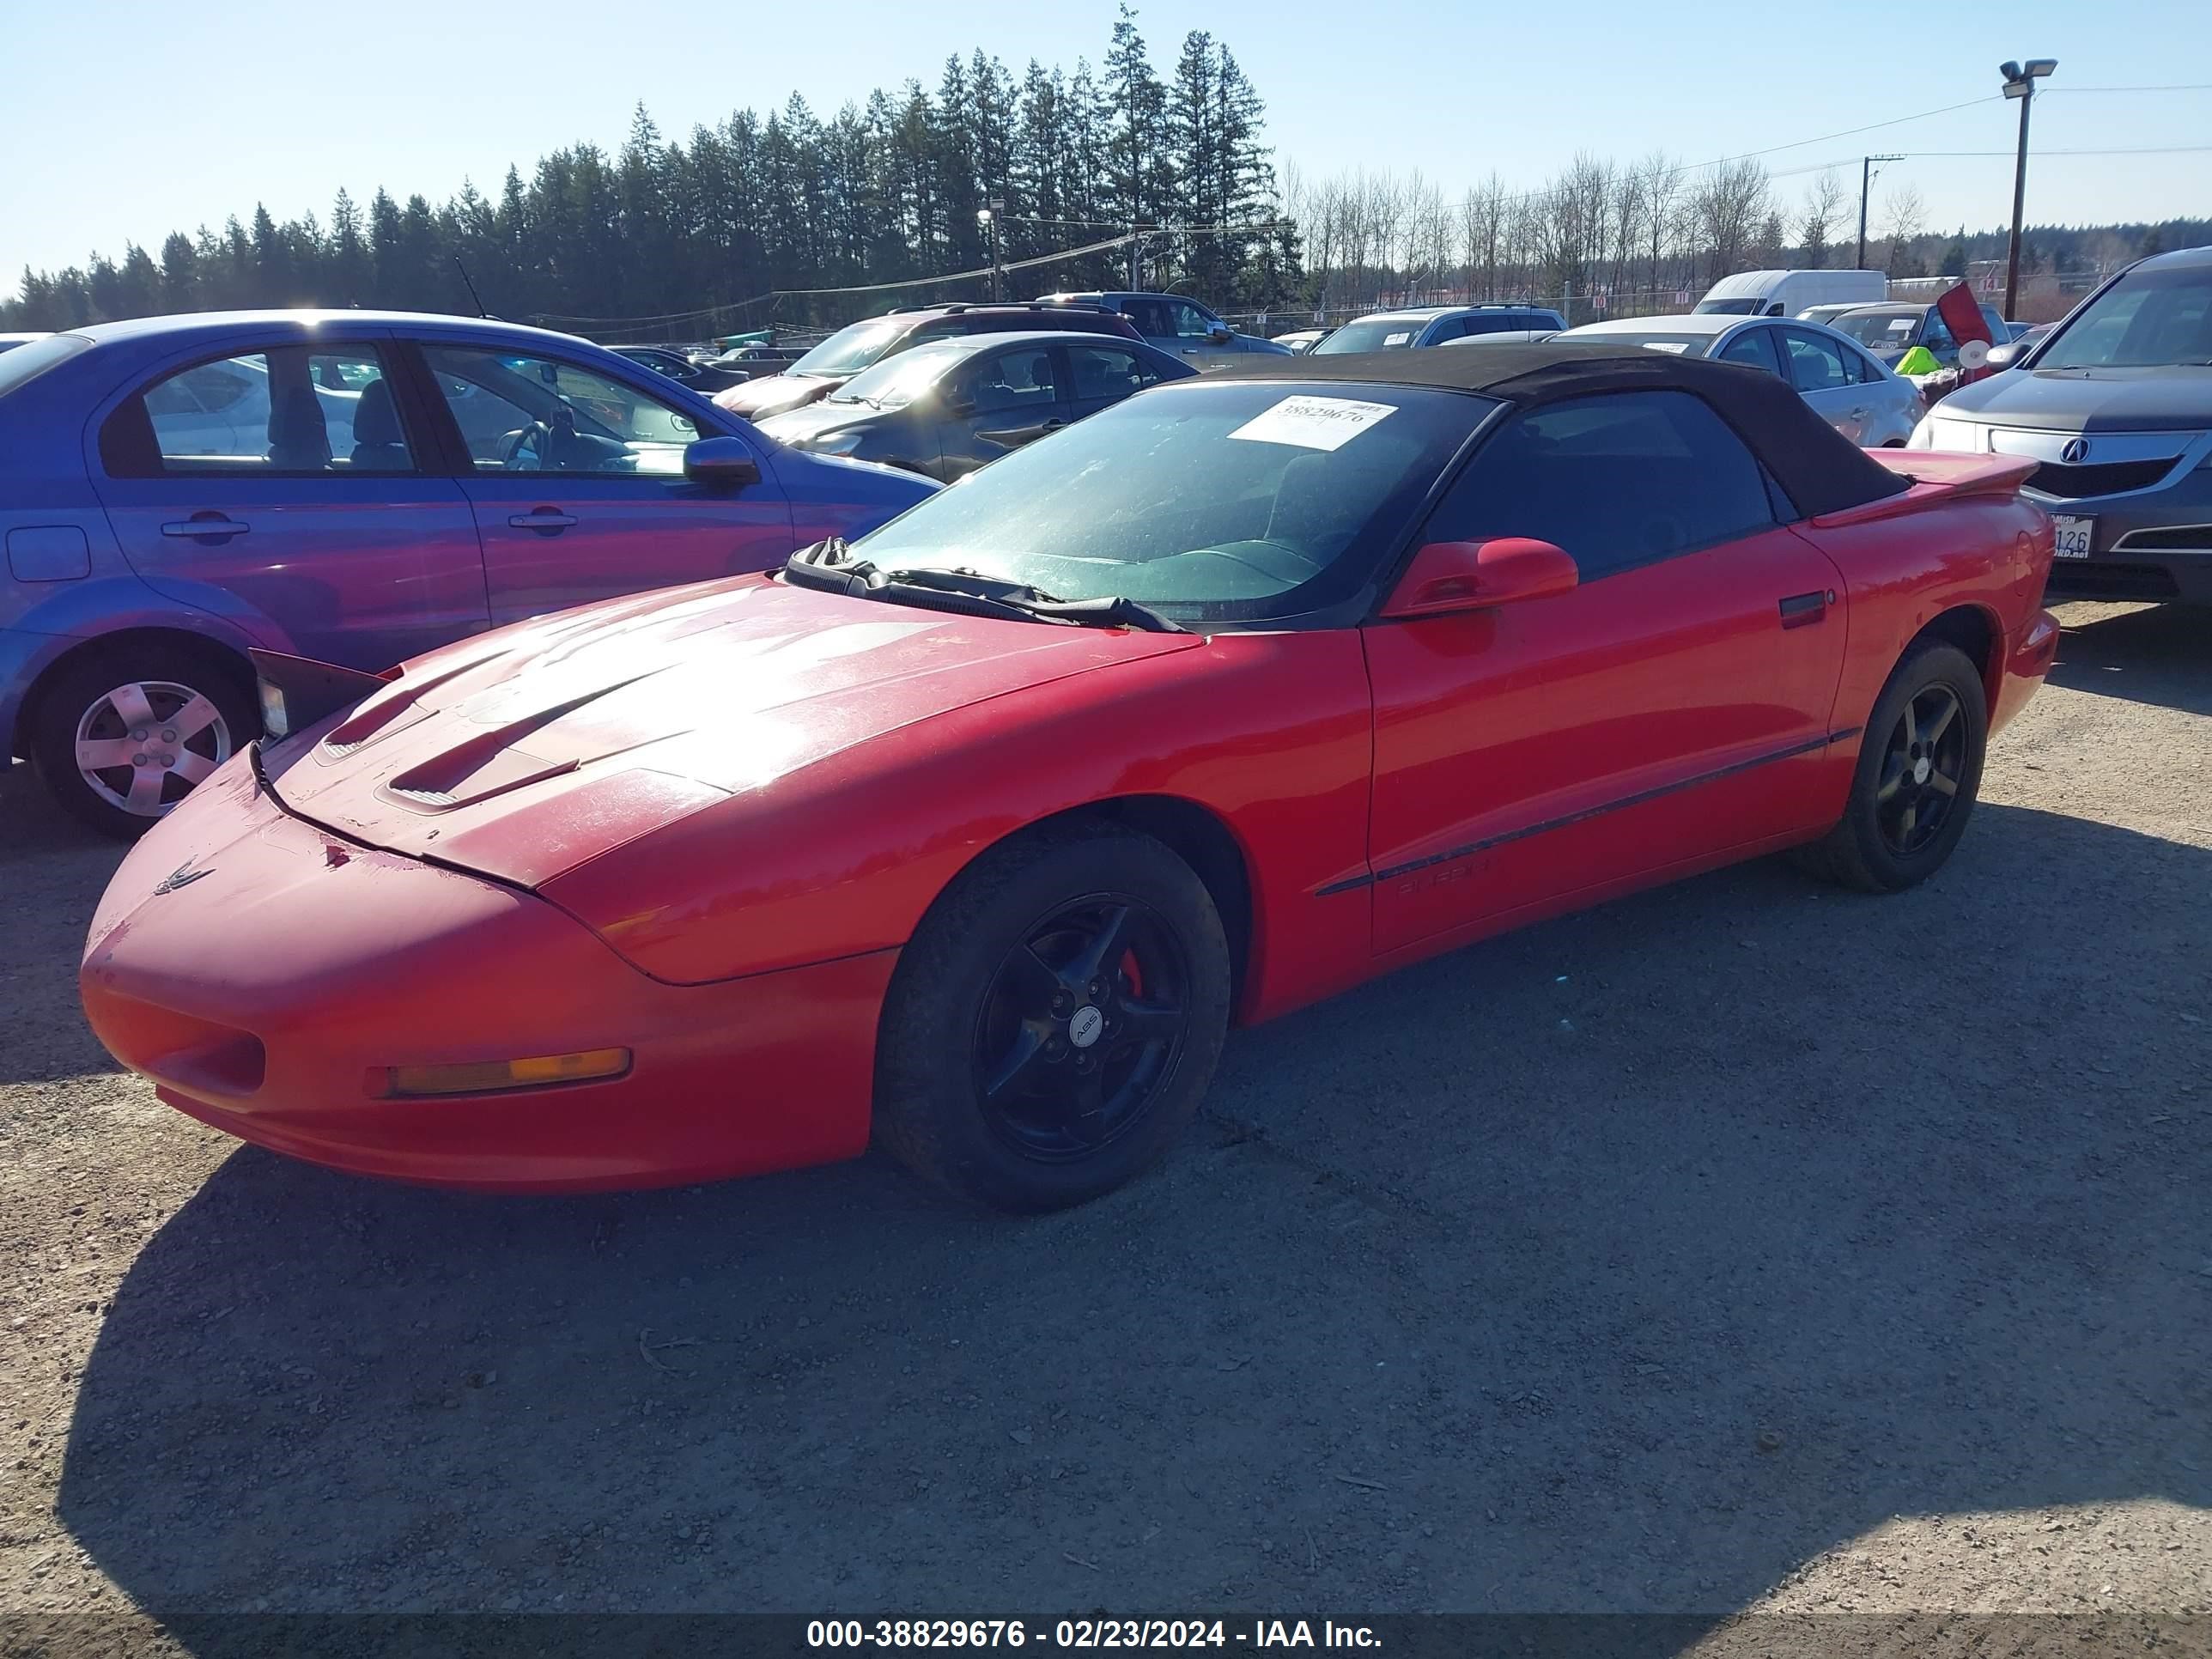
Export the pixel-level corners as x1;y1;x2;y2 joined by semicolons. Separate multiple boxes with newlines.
81;345;2059;1212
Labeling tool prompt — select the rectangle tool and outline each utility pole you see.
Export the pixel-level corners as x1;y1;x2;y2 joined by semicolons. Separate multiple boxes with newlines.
2000;58;2057;319
1127;223;1141;293
1857;154;1903;270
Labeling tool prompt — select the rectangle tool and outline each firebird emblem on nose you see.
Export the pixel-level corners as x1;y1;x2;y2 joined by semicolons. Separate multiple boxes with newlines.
152;860;213;896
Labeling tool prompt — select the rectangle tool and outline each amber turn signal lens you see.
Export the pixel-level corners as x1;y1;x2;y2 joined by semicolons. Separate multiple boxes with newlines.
380;1048;631;1098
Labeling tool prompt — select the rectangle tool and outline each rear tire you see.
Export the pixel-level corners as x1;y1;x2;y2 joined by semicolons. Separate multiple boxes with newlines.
873;821;1232;1212
28;644;256;841
1794;641;1987;894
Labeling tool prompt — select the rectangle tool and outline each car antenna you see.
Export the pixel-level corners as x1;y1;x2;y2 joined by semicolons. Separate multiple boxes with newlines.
452;255;494;319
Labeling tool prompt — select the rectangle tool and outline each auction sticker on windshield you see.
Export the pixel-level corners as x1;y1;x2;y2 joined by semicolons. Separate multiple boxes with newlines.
1228;395;1397;452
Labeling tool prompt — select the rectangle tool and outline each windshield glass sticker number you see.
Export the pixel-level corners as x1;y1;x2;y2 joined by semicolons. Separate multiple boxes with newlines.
1228;395;1398;452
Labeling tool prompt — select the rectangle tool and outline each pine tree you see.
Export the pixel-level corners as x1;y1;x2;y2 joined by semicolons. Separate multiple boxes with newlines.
252;204;291;304
1105;3;1172;276
158;233;198;311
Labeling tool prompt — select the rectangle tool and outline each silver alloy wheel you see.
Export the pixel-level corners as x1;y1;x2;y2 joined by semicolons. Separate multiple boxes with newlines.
72;679;232;818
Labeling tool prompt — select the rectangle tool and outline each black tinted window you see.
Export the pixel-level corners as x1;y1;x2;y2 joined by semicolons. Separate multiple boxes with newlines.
1421;390;1774;580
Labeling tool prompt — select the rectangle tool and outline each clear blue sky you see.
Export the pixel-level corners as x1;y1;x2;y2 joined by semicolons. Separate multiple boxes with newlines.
4;0;2208;292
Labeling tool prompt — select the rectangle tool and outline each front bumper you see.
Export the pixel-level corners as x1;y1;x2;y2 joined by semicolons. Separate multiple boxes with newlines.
2032;461;2212;606
79;753;896;1192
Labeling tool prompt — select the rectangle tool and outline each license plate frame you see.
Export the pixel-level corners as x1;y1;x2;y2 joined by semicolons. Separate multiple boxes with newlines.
2051;514;2095;561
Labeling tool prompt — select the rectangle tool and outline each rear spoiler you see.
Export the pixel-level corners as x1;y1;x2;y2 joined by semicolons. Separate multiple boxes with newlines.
1810;452;2039;529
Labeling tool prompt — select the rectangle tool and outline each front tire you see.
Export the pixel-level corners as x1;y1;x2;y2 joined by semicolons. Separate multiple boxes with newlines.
28;644;257;840
873;821;1232;1212
1796;641;1987;893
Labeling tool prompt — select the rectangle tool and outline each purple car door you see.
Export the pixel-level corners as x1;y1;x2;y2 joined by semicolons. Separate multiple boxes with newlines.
422;346;794;624
90;341;488;671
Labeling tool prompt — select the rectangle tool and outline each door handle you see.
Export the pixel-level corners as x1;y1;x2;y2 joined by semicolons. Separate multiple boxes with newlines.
1779;590;1833;629
508;509;578;534
161;514;249;542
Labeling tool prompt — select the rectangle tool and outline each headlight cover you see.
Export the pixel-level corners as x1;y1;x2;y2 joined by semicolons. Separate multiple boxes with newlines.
1910;416;1983;452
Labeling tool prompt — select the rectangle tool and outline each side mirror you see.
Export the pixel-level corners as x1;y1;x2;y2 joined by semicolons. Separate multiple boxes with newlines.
683;435;761;489
1208;323;1234;344
1380;538;1577;620
944;393;976;417
1984;342;2020;369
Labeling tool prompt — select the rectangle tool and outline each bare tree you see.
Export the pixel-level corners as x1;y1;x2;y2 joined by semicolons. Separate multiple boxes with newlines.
1800;170;1844;266
1879;184;1927;276
1688;158;1770;285
1636;150;1683;302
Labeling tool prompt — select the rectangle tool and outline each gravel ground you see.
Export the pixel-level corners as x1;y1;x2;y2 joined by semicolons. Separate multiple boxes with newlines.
1;600;2206;1646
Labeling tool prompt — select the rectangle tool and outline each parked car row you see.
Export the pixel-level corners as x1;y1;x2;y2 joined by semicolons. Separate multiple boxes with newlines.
13;242;2207;845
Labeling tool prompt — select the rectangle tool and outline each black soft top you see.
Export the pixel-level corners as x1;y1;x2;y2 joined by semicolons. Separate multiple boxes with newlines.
1209;341;1911;519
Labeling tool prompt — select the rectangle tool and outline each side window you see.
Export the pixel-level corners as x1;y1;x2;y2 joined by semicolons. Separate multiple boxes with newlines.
1419;390;1775;581
1921;311;1957;352
111;345;412;477
1462;315;1511;337
1122;299;1171;337
1716;328;1784;376
1164;300;1216;339
1779;329;1851;392
965;346;1060;415
423;348;701;476
1067;343;1152;402
1845;343;1887;385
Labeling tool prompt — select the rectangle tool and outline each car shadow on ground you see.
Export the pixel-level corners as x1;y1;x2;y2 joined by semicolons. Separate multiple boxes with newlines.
53;799;2210;1638
0;760;129;1085
2048;601;2210;716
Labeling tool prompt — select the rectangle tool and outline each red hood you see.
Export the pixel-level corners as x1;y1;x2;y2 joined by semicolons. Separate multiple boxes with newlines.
714;374;839;420
262;575;1203;887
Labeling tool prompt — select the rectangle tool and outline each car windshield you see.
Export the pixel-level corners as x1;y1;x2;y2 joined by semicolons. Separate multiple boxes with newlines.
845;379;1497;624
1832;309;1924;349
828;340;968;409
0;332;94;398
2036;264;2212;370
1311;318;1429;354
787;319;908;377
1693;298;1765;315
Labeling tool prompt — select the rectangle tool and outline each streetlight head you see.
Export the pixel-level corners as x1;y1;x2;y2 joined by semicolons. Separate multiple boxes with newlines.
975;209;993;225
1999;59;2021;82
2027;58;2057;77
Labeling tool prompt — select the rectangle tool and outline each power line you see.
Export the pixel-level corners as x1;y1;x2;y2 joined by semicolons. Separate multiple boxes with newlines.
1895;145;2212;157
2043;82;2212;94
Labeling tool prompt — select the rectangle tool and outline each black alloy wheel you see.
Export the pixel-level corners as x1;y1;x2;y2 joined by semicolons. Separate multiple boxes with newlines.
971;895;1193;1162
1794;640;1988;894
873;822;1232;1212
1875;682;1969;858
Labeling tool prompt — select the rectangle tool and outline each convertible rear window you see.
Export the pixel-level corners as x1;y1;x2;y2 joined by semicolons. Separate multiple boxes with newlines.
848;379;1498;624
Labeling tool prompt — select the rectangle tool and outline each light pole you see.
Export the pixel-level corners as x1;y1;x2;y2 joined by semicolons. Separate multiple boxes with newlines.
1857;153;1903;270
2000;58;2057;319
978;200;1005;301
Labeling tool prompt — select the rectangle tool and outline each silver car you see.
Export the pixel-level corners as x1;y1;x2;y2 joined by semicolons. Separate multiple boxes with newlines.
1558;313;1923;447
1911;242;2212;605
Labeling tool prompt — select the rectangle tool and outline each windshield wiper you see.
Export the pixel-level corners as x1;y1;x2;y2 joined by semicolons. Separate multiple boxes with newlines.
885;567;1185;634
780;548;1183;633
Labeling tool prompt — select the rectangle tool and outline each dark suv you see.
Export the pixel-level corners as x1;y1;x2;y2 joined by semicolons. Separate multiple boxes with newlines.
712;303;1140;422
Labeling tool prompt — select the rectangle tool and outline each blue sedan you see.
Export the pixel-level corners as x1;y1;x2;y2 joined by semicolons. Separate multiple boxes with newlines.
0;311;934;836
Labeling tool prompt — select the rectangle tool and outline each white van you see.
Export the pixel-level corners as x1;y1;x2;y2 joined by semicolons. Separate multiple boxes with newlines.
1693;269;1887;319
